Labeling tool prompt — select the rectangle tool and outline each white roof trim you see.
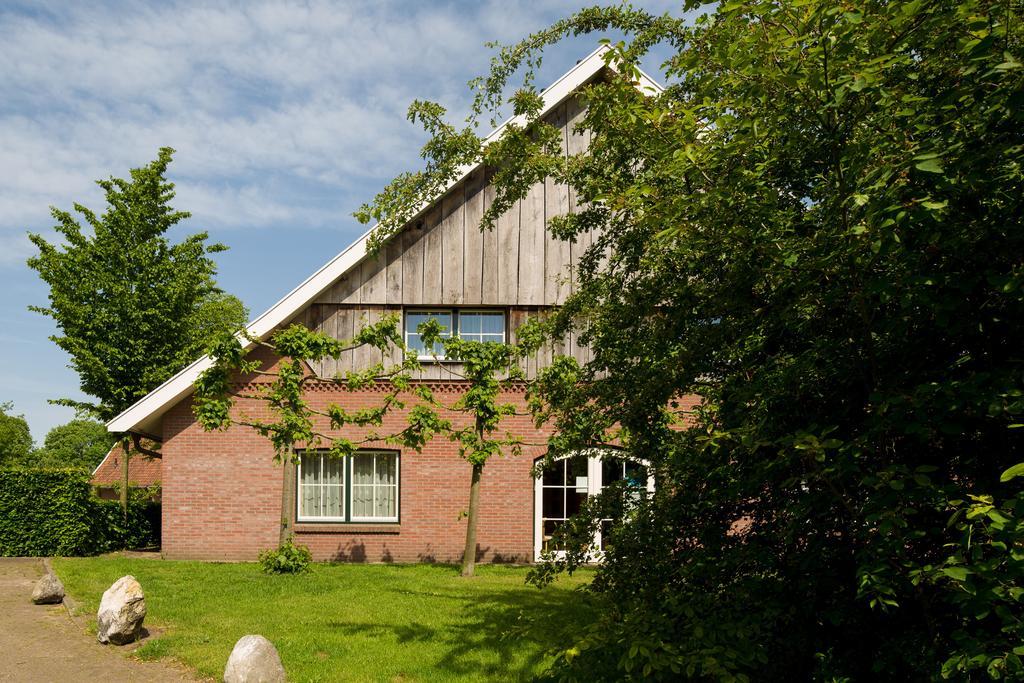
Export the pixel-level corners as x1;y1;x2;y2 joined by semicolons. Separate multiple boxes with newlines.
106;45;663;435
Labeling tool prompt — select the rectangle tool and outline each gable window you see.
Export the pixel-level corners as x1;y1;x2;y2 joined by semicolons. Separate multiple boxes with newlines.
404;310;506;359
297;450;399;523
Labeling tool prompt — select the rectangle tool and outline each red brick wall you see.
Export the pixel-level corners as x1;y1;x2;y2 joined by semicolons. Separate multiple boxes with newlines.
160;372;552;563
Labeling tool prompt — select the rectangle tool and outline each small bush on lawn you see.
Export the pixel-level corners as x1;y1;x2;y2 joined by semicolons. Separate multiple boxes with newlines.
0;467;156;556
258;537;312;574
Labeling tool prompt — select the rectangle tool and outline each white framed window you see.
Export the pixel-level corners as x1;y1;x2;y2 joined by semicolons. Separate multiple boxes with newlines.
350;451;399;522
457;311;506;343
404;310;506;359
404;311;453;358
296;450;399;523
533;451;653;561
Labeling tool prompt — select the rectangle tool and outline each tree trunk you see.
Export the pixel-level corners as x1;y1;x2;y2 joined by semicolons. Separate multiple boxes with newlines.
279;458;295;546
120;437;131;519
461;461;484;577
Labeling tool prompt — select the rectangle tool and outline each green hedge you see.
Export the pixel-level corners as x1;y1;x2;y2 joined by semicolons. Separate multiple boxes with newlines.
0;468;157;556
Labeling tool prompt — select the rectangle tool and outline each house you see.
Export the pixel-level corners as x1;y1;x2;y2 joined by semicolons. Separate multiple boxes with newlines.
106;47;665;562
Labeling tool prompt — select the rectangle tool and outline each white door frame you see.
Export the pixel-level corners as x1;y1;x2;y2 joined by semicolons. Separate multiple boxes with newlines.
533;451;654;562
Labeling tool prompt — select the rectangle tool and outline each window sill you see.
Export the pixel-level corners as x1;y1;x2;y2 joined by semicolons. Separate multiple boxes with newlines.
293;523;401;535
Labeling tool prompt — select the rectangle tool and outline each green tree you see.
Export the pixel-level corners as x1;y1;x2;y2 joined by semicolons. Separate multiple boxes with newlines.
360;2;1024;679
0;402;33;467
32;419;115;471
28;148;247;510
194;317;539;577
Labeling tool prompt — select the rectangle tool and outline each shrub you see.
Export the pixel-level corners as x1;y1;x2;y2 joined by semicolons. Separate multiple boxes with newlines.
0;467;156;556
258;537;313;574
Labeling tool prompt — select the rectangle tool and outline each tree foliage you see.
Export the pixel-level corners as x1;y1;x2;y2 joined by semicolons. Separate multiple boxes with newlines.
0;402;33;467
32;419;115;471
27;148;247;422
361;1;1024;679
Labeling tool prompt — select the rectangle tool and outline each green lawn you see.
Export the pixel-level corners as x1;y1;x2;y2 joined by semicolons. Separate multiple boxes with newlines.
53;557;596;682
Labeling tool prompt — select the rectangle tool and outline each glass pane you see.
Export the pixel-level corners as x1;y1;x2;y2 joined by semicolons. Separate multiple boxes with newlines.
301;483;318;517
406;312;452;356
406;333;425;356
479;313;505;335
542;487;564;519
406;312;452;332
541;460;565;486
352;485;373;518
352;454;374;486
603;458;624;487
543;520;564;551
481;334;504;343
376;454;396;485
301;454;320;485
375;486;396;518
567;456;589;482
324;485;342;517
325;457;343;486
624;461;646;487
567;490;587;517
458;313;482;334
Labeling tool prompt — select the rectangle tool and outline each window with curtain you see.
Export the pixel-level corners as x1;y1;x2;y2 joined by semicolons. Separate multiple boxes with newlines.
404;310;506;359
297;451;399;523
351;451;399;521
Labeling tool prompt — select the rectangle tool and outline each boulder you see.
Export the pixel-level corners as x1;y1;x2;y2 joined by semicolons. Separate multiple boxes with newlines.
31;571;65;605
96;575;146;645
223;635;286;683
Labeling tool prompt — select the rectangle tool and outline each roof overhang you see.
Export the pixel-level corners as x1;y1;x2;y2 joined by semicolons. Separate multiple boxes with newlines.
106;45;663;436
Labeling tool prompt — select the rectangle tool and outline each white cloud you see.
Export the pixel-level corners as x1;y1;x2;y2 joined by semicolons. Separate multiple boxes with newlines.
0;0;619;250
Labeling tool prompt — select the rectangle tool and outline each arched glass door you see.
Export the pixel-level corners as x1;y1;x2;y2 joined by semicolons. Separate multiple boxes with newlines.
534;452;652;561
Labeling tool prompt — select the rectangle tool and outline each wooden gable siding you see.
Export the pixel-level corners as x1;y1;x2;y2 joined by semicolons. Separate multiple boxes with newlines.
313;98;588;309
291;96;596;379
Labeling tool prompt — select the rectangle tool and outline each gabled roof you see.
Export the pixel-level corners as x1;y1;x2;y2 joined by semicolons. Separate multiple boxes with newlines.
91;444;162;487
107;45;663;437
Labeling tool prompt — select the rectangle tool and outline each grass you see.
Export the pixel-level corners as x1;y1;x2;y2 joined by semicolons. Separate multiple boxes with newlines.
53;556;597;682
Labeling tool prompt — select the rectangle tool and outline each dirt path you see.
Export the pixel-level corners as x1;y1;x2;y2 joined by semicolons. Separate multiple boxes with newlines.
0;558;199;682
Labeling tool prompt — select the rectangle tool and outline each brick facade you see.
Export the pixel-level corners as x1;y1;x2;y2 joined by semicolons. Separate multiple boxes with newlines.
160;369;553;563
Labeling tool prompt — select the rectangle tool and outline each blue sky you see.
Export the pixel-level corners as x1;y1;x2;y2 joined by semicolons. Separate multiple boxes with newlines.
0;0;681;441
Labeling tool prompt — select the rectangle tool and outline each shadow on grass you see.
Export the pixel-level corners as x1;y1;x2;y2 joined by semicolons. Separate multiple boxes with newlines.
326;579;600;680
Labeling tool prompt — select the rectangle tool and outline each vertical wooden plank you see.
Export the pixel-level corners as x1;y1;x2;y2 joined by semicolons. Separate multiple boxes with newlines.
421;206;443;305
401;222;425;305
440;189;465;305
352;308;384;372
336;307;355;376
321;306;337;378
463;171;485;305
359;253;387;305
385;236;403;305
544;102;571;305
480;178;499;304
496;197;520;304
534;309;553;374
566;94;593;295
507;308;525;376
325;268;362;304
518;182;546;305
301;307;321;376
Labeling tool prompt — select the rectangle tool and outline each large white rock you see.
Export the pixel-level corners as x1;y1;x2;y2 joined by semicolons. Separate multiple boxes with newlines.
96;575;147;645
31;571;65;605
223;635;286;683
